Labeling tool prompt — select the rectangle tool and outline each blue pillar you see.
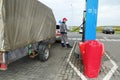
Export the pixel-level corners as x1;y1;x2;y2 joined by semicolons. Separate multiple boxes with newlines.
85;0;99;40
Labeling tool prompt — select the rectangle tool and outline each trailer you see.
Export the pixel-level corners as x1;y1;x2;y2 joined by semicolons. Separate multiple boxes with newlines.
0;0;56;70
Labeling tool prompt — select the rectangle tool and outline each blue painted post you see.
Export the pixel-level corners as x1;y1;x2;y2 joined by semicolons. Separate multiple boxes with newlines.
85;0;99;40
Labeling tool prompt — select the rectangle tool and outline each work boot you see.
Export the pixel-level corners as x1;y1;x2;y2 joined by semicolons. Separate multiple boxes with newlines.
61;43;65;47
66;44;72;48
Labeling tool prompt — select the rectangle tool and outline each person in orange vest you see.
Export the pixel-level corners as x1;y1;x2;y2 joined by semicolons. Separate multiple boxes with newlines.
60;18;72;48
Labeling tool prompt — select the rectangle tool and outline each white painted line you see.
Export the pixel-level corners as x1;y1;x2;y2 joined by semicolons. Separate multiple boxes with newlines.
111;39;117;41
105;39;111;41
68;38;120;42
67;42;87;80
72;38;77;40
68;38;81;41
99;39;106;41
67;42;76;62
68;38;76;41
103;53;118;80
68;61;87;80
76;38;82;41
68;38;72;40
103;37;107;39
117;39;120;41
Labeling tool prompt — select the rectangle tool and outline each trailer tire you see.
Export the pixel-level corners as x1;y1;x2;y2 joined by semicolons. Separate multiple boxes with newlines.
38;44;50;62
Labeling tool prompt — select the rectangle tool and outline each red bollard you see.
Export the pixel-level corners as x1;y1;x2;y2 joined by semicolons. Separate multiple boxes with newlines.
79;40;104;78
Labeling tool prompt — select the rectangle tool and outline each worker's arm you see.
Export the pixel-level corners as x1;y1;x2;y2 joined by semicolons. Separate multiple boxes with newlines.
65;24;70;32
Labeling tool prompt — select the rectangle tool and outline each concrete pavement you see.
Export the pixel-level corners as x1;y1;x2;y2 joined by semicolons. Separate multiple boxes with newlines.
0;43;81;80
0;32;120;80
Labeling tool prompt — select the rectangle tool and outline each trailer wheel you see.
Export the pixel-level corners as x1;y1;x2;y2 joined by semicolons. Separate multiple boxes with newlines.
38;44;50;61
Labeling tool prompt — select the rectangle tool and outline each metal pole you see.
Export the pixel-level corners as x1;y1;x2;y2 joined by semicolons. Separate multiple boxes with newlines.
82;0;87;42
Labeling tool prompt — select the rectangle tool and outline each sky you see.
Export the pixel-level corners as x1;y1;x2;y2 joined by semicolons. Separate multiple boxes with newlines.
39;0;120;26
